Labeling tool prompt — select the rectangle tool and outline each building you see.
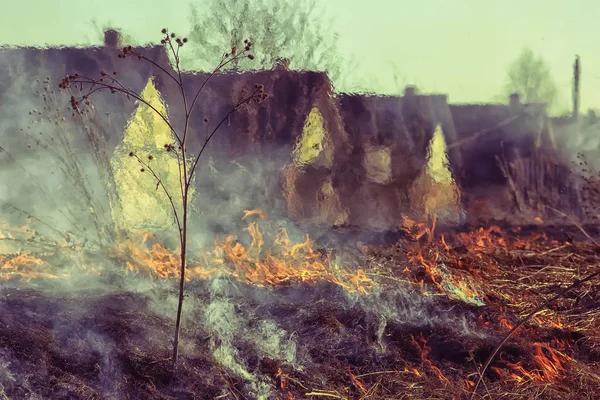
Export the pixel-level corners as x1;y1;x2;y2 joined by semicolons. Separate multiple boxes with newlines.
0;31;582;230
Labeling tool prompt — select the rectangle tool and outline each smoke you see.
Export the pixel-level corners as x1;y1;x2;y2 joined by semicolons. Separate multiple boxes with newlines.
0;46;504;399
0;355;15;399
555;119;600;169
190;148;293;240
355;282;485;341
0;63;119;254
200;277;297;398
58;329;121;396
0;48;311;396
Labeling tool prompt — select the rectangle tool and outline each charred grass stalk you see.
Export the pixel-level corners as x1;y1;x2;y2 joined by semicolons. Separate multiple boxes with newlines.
58;29;267;367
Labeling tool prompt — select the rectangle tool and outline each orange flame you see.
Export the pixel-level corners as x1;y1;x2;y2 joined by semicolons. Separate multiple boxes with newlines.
498;317;515;331
0;210;374;293
118;210;374;294
493;340;571;384
0;253;61;281
530;341;571;382
410;333;449;382
116;232;182;280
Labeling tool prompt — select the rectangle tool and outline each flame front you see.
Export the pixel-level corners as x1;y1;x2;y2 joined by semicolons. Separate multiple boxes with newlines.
0;207;583;390
195;211;374;293
492;340;572;384
114;209;374;294
0;253;59;281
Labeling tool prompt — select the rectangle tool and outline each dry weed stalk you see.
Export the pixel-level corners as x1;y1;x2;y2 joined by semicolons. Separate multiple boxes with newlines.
1;77;125;259
58;28;267;367
576;152;600;222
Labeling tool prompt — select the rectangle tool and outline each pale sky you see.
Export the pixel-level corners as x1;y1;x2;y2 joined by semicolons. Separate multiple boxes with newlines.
1;0;598;112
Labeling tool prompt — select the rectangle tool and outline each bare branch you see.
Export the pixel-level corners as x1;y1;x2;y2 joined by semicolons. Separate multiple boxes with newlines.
187;48;252;123
133;155;183;240
67;80;182;143
186;88;263;188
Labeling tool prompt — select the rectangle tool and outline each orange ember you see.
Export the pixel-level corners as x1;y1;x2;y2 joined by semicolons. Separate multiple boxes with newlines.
400;214;434;242
401;216;485;304
348;366;368;394
498;317;515;331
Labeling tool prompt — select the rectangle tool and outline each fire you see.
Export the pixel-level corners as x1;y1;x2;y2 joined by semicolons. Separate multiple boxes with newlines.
198;212;374;293
454;225;562;253
116;232;181;280
530;341;572;382
242;208;267;221
492;341;572;384
456;226;508;250
398;214;571;307
276;367;296;399
0;253;60;281
0;209;373;293
498;317;515;331
116;210;374;293
408;252;443;290
400;217;485;305
410;333;449;382
0;222;52;254
400;214;434;242
348;366;368;394
492;361;536;384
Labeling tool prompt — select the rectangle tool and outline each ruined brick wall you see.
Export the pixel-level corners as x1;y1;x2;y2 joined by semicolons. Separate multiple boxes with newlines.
0;43;582;230
335;93;462;229
155;69;352;226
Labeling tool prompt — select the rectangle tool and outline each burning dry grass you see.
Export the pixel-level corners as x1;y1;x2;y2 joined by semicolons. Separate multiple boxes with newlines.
0;217;600;399
358;219;600;398
117;209;374;294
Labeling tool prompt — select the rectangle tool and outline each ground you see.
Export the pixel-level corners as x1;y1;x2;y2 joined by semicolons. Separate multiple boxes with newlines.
0;223;599;399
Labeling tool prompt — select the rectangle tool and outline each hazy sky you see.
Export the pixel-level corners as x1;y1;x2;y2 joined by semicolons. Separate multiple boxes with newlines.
1;0;598;112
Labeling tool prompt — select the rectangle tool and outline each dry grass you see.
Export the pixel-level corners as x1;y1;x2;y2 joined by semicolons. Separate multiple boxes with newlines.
0;224;599;399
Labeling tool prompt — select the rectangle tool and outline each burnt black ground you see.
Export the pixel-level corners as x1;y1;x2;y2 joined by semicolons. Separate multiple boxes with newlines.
0;271;596;399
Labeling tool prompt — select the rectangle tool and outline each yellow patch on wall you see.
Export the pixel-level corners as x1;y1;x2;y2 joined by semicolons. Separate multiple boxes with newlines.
111;78;191;231
426;125;454;185
410;124;462;223
363;144;392;184
317;177;348;226
293;106;333;168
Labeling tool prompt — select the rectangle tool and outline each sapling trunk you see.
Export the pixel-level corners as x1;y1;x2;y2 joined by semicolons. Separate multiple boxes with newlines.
172;192;188;365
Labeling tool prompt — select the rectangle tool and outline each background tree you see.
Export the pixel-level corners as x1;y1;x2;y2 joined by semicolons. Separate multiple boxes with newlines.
504;48;558;109
185;0;356;89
